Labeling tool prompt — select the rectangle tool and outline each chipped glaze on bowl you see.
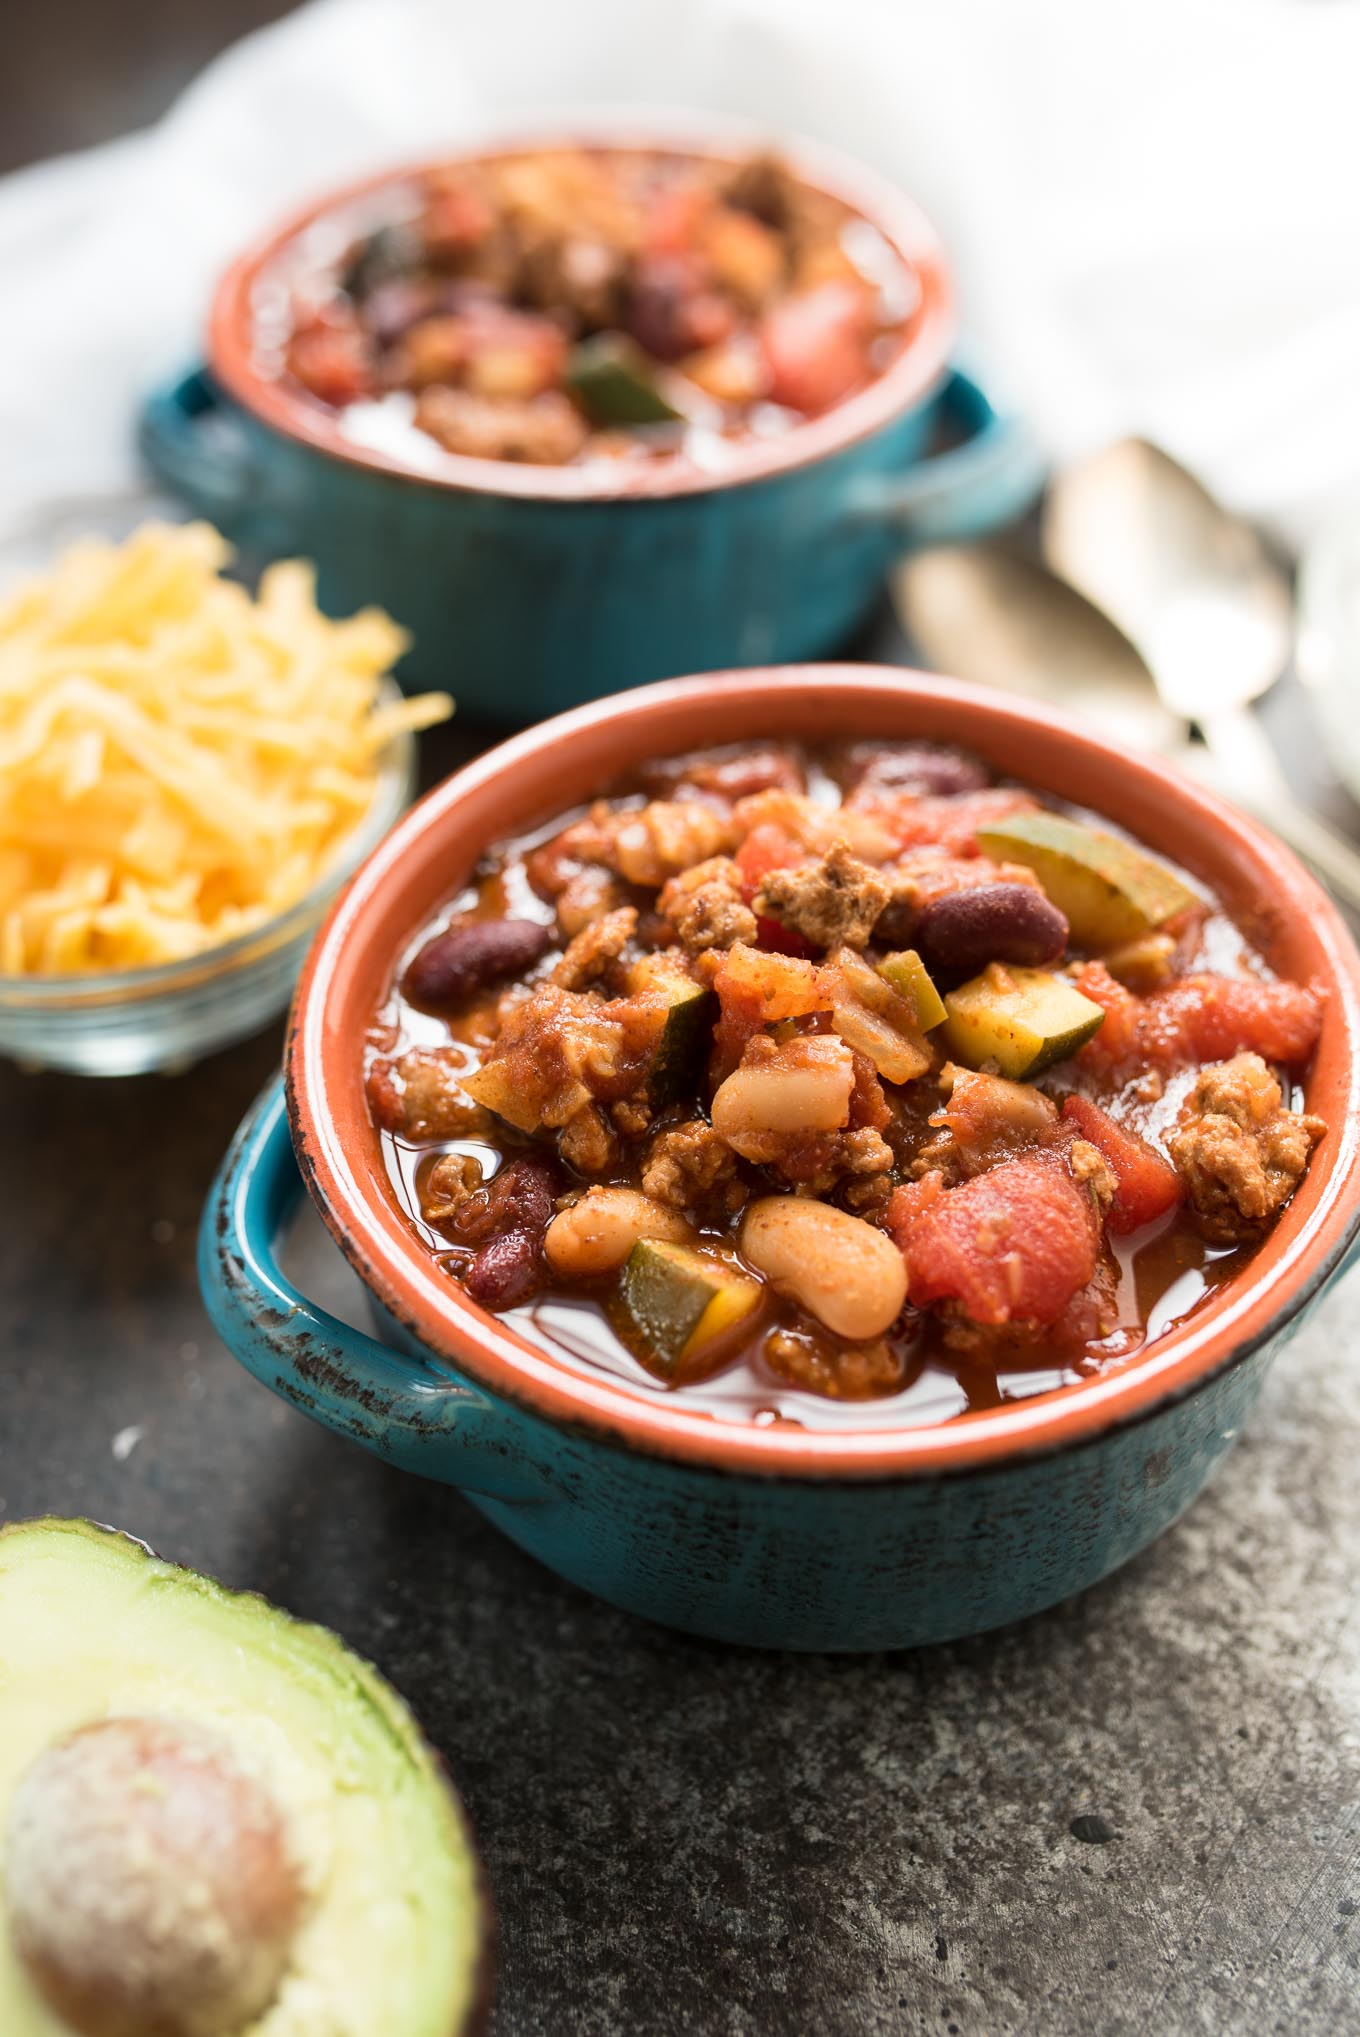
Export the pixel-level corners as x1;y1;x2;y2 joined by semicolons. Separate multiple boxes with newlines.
201;669;1360;1648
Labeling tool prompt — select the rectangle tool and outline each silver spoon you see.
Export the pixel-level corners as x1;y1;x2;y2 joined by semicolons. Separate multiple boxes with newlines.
1043;438;1360;910
893;524;1360;911
893;542;1185;756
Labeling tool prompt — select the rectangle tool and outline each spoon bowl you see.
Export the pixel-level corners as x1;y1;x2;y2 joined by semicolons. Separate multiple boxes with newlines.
1042;437;1294;722
893;542;1185;755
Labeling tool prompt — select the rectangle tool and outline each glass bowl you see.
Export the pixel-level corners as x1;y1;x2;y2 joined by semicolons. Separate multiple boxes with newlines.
0;728;416;1077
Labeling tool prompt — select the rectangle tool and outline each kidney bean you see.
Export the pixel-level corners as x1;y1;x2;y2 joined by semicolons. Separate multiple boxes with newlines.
403;917;552;1008
434;277;501;317
451;1155;559;1246
362;278;440;347
844;743;990;798
625;254;736;361
914;884;1068;979
497;1155;558;1232
466;1228;541;1309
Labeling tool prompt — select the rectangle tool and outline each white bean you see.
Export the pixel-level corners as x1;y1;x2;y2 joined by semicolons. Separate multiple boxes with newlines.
741;1196;907;1341
544;1187;690;1279
710;1036;854;1158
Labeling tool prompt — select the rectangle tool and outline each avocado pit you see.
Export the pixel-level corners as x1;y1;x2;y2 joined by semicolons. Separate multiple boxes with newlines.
5;1715;303;2037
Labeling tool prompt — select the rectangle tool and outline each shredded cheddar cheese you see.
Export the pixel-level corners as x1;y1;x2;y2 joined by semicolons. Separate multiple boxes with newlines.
0;523;450;974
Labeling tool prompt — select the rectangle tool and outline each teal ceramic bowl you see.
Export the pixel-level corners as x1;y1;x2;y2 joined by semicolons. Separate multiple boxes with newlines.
141;131;1043;715
199;670;1360;1651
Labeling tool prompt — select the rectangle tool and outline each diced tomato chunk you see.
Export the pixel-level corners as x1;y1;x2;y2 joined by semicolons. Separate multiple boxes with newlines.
644;180;711;256
733;823;821;952
853;788;1037;858
420;177;495;258
1158;976;1323;1064
713;943;824;1022
735;822;803;898
883;1172;944;1252
754;914;815;958
1075;963;1324;1074
710;941;826;1078
893;1152;1100;1326
760;282;870;414
285;319;375;406
894;852;1041;910
1061;1094;1181;1234
1070;963;1138;1061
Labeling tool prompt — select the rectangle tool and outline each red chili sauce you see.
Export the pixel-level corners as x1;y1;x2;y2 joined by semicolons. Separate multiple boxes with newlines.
253;147;917;476
364;740;1326;1430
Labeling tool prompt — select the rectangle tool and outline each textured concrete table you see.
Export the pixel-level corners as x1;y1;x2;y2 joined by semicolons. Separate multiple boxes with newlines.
3;697;1358;2037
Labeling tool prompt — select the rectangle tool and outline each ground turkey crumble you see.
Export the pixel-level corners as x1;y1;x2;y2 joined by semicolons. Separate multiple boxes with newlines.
658;858;758;952
551;905;637;992
1166;1052;1326;1243
368;1048;489;1140
755;841;893;950
642;1119;746;1215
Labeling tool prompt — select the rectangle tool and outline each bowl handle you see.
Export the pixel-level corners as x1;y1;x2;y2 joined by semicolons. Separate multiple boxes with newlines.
199;1075;549;1504
139;368;289;548
851;363;1046;546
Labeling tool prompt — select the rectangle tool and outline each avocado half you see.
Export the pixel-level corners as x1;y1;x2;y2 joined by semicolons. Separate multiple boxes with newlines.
0;1519;491;2037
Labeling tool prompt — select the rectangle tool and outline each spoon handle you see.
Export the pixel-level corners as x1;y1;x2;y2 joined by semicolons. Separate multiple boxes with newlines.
1196;708;1360;915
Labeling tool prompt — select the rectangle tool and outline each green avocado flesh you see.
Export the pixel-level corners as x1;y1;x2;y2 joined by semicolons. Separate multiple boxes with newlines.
0;1519;486;2037
943;965;1106;1079
976;812;1198;948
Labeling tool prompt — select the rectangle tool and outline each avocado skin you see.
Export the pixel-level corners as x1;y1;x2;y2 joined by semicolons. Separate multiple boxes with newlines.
0;1518;494;2037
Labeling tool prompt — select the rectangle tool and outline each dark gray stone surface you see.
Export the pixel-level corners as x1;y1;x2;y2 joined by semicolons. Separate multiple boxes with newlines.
6;16;1358;2025
2;696;1358;2036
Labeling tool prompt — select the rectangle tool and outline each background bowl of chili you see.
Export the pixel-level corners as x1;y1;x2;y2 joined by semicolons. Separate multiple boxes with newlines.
200;669;1360;1651
141;123;1042;717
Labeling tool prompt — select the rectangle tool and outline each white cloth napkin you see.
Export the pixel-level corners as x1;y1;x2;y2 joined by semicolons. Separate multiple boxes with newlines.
2;0;1358;564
